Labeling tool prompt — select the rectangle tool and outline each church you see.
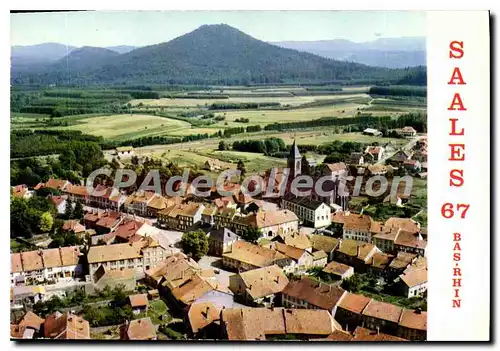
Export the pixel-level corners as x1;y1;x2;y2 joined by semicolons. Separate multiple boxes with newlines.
263;139;350;211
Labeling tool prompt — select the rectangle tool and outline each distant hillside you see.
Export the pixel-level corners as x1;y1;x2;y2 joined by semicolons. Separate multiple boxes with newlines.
11;25;426;86
52;47;120;71
273;37;426;68
106;45;138;54
11;43;76;72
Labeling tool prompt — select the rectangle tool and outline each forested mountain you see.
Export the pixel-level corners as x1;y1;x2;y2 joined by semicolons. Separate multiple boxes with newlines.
52;47;121;71
11;24;426;86
273;37;426;68
11;43;76;72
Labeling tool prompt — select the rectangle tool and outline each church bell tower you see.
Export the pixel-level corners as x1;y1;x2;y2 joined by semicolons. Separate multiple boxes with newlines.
287;139;301;178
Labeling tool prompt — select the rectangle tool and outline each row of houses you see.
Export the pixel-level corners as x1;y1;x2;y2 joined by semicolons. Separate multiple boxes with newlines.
332;212;427;256
10;247;82;287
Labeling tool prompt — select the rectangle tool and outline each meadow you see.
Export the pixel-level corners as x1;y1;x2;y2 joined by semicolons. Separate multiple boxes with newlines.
56;114;191;141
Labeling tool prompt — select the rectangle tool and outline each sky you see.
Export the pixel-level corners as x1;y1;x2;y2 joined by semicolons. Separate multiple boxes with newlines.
11;11;426;47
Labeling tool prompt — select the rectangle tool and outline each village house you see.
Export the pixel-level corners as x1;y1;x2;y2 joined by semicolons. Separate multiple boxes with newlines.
92;266;137;292
11;246;82;286
342;213;383;243
364;146;384;163
107;218;159;244
273;231;312;252
213;207;237;229
65;184;90;204
372;217;421;254
386;252;419;277
362;128;382;137
157;202;205;231
403;159;422;173
88;185;127;211
146;193;182;217
10;311;45;339
43;312;90;339
144;252;199;288
229;265;289;307
323;162;349;178
222;240;291;272
309;235;340;262
281;276;346;315
281;194;331;228
348;152;364;165
366;252;395;278
333;239;381;273
361;299;403;336
394;230;427;256
186;302;221;339
269;242;314;274
204;158;225;171
128;293;149;314
398;126;417;138
48;195;67;214
231;209;299;239
367;164;389;176
167;273;235;311
199;205;216;225
312;250;329;268
139;236;170;270
121;318;156;340
398;268;428;298
11;184;33;199
397;309;427;341
221;307;338;341
351;326;406;341
207;228;240;256
335;292;372;332
34;178;71;192
124;190;156;216
322;261;354;280
87;243;143;276
116;146;135;157
89;211;123;239
387;149;412;167
62;219;86;235
11;285;47;310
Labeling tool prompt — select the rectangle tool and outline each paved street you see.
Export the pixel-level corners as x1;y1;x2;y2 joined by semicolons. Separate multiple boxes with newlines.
152;228;183;249
197;255;234;287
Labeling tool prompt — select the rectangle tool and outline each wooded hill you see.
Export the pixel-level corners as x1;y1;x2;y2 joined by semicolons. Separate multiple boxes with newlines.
12;24;426;86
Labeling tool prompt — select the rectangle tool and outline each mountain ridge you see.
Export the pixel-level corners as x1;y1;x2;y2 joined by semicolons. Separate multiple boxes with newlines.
11;24;426;86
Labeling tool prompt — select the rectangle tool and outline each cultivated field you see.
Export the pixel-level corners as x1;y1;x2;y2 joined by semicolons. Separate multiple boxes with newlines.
129;93;371;108
53;114;191;141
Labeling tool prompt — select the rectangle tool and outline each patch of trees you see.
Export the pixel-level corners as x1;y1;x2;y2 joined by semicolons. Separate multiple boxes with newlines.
209;102;280;110
181;231;209;261
10;196;56;238
240;227;262;244
223;127;246;138
369;85;426;97
232;137;286;155
121;90;160;99
264;113;426;134
246;125;262;133
234;118;250;123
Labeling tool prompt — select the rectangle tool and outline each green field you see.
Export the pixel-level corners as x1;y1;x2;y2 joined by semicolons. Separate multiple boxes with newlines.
54;114;192;141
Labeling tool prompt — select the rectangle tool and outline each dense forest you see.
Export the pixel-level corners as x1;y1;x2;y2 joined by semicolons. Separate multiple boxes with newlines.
232;137;287;155
11;24;427;86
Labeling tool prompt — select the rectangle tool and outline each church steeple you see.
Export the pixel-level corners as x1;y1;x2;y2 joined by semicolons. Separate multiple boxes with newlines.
288;138;302;178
